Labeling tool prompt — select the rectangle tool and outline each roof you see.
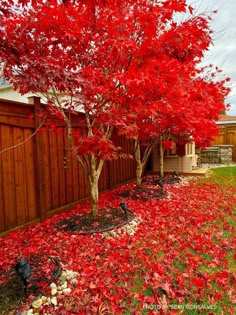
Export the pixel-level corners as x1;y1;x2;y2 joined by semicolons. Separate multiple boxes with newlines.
216;115;236;125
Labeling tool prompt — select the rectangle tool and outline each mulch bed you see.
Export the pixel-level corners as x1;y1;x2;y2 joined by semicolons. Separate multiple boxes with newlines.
0;269;27;315
55;207;135;234
142;175;181;186
117;175;181;201
0;255;59;315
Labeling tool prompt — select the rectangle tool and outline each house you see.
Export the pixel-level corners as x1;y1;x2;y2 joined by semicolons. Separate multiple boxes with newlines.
0;79;36;103
150;141;198;174
0;79;69;104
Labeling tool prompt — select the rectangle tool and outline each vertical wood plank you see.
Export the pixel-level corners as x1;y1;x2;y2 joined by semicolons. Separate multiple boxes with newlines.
127;139;133;180
13;127;28;225
98;161;104;192
72;127;84;200
0;126;5;232
78;157;85;200
102;162;109;191
81;127;89;198
127;139;132;180
72;151;80;201
24;128;38;221
64;129;73;204
57;132;66;206
1;125;16;229
42;131;52;212
29;96;46;221
49;130;60;209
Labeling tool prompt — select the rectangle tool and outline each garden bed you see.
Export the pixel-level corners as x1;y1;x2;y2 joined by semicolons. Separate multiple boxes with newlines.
55;207;135;234
0;174;235;314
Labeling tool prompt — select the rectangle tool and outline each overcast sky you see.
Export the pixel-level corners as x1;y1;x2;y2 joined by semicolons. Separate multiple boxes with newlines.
187;0;236;115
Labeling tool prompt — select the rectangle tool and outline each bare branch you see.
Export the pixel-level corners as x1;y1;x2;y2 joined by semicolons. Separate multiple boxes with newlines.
0;120;44;154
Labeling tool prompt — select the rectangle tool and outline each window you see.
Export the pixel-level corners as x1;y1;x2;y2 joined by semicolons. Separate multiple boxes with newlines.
166;141;176;156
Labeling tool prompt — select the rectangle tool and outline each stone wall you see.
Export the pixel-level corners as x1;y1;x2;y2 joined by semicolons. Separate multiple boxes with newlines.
199;145;233;164
215;145;233;164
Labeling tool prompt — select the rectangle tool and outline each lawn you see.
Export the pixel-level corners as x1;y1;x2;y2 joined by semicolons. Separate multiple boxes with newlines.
201;166;236;188
0;169;235;315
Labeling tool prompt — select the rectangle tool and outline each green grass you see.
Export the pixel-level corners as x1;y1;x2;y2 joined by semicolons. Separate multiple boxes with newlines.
212;166;236;177
199;166;236;188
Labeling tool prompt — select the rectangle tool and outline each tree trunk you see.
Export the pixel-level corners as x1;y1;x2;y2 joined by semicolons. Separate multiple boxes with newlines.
159;136;164;177
135;140;143;188
89;176;99;216
136;159;143;188
88;156;104;216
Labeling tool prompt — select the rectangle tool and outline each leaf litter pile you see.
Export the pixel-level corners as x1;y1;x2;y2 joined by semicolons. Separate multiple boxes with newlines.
0;175;235;314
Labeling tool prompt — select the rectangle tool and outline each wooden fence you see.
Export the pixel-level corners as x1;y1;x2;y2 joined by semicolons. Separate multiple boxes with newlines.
0;97;136;235
212;125;236;161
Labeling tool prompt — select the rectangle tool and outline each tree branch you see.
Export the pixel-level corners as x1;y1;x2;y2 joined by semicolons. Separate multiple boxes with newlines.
0;120;44;154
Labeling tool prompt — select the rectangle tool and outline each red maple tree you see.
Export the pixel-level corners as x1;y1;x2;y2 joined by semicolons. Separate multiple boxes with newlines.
0;0;230;211
118;60;229;182
117;5;230;181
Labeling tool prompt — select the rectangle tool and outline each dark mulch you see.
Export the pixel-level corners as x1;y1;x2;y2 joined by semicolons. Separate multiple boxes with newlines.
118;186;167;202
0;269;27;315
142;175;181;186
116;174;182;201
0;255;60;315
55;207;135;234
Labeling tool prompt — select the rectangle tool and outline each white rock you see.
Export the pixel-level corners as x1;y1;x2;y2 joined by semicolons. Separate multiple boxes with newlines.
51;288;57;295
63;288;72;294
61;271;66;277
71;271;78;278
50;282;57;289
66;270;77;280
31;298;43;309
59;274;67;284
70;278;78;285
51;297;58;306
60;281;68;289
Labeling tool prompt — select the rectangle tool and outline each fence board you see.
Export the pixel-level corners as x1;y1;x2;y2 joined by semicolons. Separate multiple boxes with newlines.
0;115;34;128
78;158;86;200
42;132;52;212
72;151;80;201
63;130;74;205
49;131;60;209
1;125;16;230
13;127;28;225
0;126;5;232
57;133;66;206
0;98;137;235
227;130;236;160
0;99;33;117
23;128;37;221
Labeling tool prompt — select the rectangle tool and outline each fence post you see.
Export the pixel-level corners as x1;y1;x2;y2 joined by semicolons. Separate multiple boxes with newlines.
28;96;46;221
